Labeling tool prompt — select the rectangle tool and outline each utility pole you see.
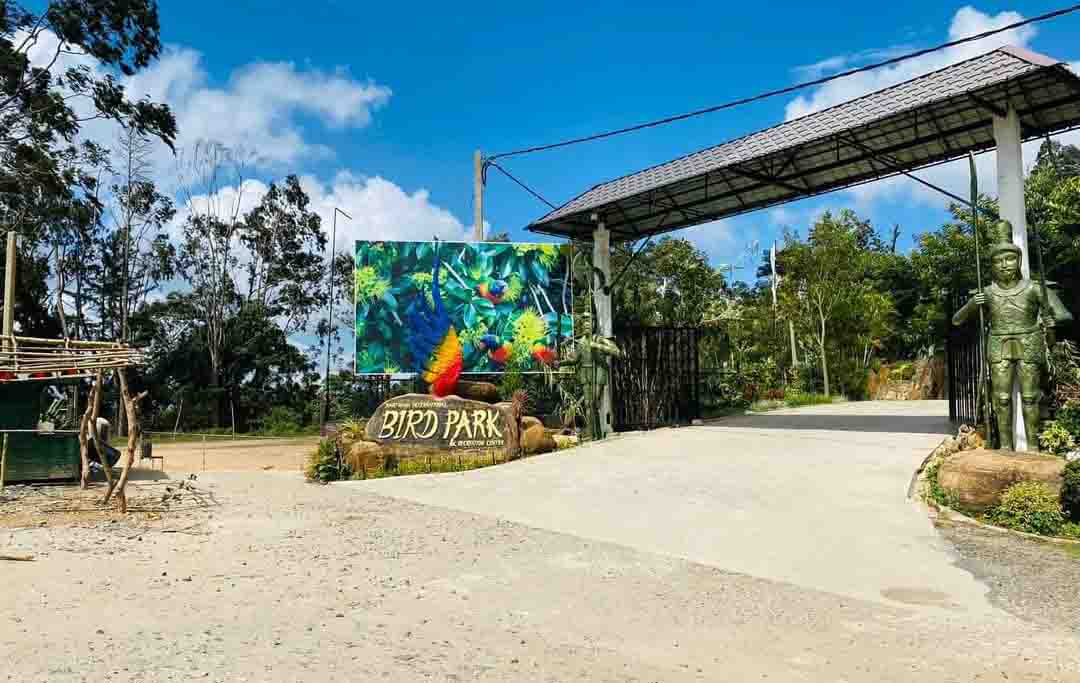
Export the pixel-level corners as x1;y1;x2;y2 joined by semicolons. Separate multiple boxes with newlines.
321;208;352;434
473;150;485;241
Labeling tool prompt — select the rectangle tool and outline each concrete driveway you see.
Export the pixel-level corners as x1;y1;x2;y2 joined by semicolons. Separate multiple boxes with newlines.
350;400;989;611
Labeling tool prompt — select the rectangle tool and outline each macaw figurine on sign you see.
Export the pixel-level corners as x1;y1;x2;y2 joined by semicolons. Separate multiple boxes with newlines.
531;343;556;367
477;279;508;304
478;334;513;366
406;249;463;397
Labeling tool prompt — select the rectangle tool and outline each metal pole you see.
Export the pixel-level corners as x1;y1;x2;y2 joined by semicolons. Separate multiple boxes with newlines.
322;208;352;432
473;151;485;241
3;232;16;348
968;153;993;442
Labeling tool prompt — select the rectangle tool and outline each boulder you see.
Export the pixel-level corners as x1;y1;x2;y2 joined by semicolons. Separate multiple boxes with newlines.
520;416;543;432
346;441;384;473
453;380;500;404
937;449;1065;512
521;424;557;455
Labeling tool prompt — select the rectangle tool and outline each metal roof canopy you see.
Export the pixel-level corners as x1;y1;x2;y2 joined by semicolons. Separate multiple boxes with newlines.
527;46;1080;242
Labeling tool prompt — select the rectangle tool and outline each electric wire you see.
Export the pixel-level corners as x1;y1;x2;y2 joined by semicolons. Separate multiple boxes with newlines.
485;159;559;210
488;3;1080;161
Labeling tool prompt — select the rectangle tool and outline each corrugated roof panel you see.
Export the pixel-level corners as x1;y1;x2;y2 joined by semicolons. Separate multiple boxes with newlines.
530;46;1080;240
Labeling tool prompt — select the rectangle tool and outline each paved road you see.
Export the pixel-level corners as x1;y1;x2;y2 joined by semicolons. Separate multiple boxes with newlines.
352;400;986;611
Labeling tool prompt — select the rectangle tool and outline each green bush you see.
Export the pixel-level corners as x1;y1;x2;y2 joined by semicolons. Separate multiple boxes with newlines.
259;406;304;436
987;481;1065;536
305;438;350;482
1055;401;1080;439
889;363;914;381
1039;420;1076;456
783;391;834;408
1062;460;1080;522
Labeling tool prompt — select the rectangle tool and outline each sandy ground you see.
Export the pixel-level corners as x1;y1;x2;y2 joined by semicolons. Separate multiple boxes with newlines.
2;405;1080;681
145;436;319;472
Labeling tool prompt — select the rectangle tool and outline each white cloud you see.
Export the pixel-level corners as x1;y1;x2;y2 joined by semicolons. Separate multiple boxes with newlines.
172;172;468;250
126;48;391;168
22;30;391;170
781;6;1080;211
300;172;470;247
786;7;1037;120
791;45;915;80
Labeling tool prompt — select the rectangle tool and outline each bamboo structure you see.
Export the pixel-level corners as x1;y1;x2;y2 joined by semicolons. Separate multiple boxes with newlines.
0;334;145;381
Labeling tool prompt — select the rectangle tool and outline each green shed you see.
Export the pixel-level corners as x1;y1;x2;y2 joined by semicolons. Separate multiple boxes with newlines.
1;383;80;483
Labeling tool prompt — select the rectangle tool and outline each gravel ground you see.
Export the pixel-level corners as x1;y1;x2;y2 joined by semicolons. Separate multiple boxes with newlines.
3;471;1080;682
936;518;1080;632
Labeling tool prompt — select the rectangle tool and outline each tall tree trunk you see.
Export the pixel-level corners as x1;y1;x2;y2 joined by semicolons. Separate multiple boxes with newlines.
819;316;830;397
104;368;145;513
76;378;98;489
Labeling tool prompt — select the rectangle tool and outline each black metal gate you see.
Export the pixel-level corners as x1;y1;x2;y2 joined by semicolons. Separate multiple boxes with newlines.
945;290;982;425
611;326;702;431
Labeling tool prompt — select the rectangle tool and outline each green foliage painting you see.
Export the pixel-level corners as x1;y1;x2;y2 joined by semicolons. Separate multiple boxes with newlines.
355;241;574;375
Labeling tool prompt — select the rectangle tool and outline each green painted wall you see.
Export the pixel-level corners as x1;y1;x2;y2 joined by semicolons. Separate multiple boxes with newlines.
1;383;79;482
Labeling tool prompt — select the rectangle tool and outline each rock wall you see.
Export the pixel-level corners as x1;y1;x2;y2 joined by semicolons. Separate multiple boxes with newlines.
869;355;945;401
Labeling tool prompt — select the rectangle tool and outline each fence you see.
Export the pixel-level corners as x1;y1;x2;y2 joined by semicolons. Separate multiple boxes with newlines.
610;326;712;431
945;289;983;426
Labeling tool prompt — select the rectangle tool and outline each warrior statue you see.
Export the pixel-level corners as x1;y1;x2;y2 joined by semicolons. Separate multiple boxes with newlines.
952;219;1073;451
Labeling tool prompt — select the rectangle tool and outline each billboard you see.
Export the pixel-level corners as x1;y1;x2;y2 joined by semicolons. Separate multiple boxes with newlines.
355;240;573;375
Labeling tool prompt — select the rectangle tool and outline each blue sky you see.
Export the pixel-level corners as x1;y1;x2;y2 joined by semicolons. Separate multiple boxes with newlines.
109;3;1080;280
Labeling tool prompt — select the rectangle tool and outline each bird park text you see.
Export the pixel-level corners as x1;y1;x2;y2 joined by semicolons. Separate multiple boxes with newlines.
365;395;511;450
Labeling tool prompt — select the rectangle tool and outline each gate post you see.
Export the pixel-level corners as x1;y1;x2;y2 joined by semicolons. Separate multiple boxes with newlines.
593;220;613;438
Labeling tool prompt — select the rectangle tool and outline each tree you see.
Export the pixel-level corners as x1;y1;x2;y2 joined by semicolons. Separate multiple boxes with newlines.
779;212;865;396
0;0;176;337
599;237;726;327
172;143;327;425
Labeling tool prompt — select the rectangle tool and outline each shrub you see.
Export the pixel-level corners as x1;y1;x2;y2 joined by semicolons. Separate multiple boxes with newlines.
305;438;350;482
1055;401;1080;439
783;391;834;408
259;406;304;436
987;481;1065;536
1039;420;1076;456
1062;460;1080;523
889;363;914;381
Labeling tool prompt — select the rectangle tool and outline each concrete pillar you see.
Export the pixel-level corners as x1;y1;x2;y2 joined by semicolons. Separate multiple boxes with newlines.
992;107;1030;450
593;221;613;438
993;108;1030;277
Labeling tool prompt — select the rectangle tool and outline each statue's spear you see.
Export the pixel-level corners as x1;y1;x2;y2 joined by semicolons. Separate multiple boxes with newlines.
968;153;993;442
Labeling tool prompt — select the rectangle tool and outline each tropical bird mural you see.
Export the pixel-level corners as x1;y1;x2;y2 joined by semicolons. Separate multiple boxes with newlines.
477;279;508;304
478;334;513;366
405;249;463;397
355;240;572;375
531;343;557;367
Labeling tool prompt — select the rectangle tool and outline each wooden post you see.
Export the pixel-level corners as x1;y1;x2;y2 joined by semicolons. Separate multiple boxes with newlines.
1;433;8;491
593;220;613;438
473;151;484;241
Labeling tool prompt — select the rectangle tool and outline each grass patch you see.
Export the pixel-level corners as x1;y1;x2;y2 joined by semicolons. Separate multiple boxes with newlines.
358;451;513;480
750;392;839;413
922;456;960;509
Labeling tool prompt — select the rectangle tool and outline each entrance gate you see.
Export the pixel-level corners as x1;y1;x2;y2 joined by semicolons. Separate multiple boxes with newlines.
611;326;703;431
945;291;982;426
